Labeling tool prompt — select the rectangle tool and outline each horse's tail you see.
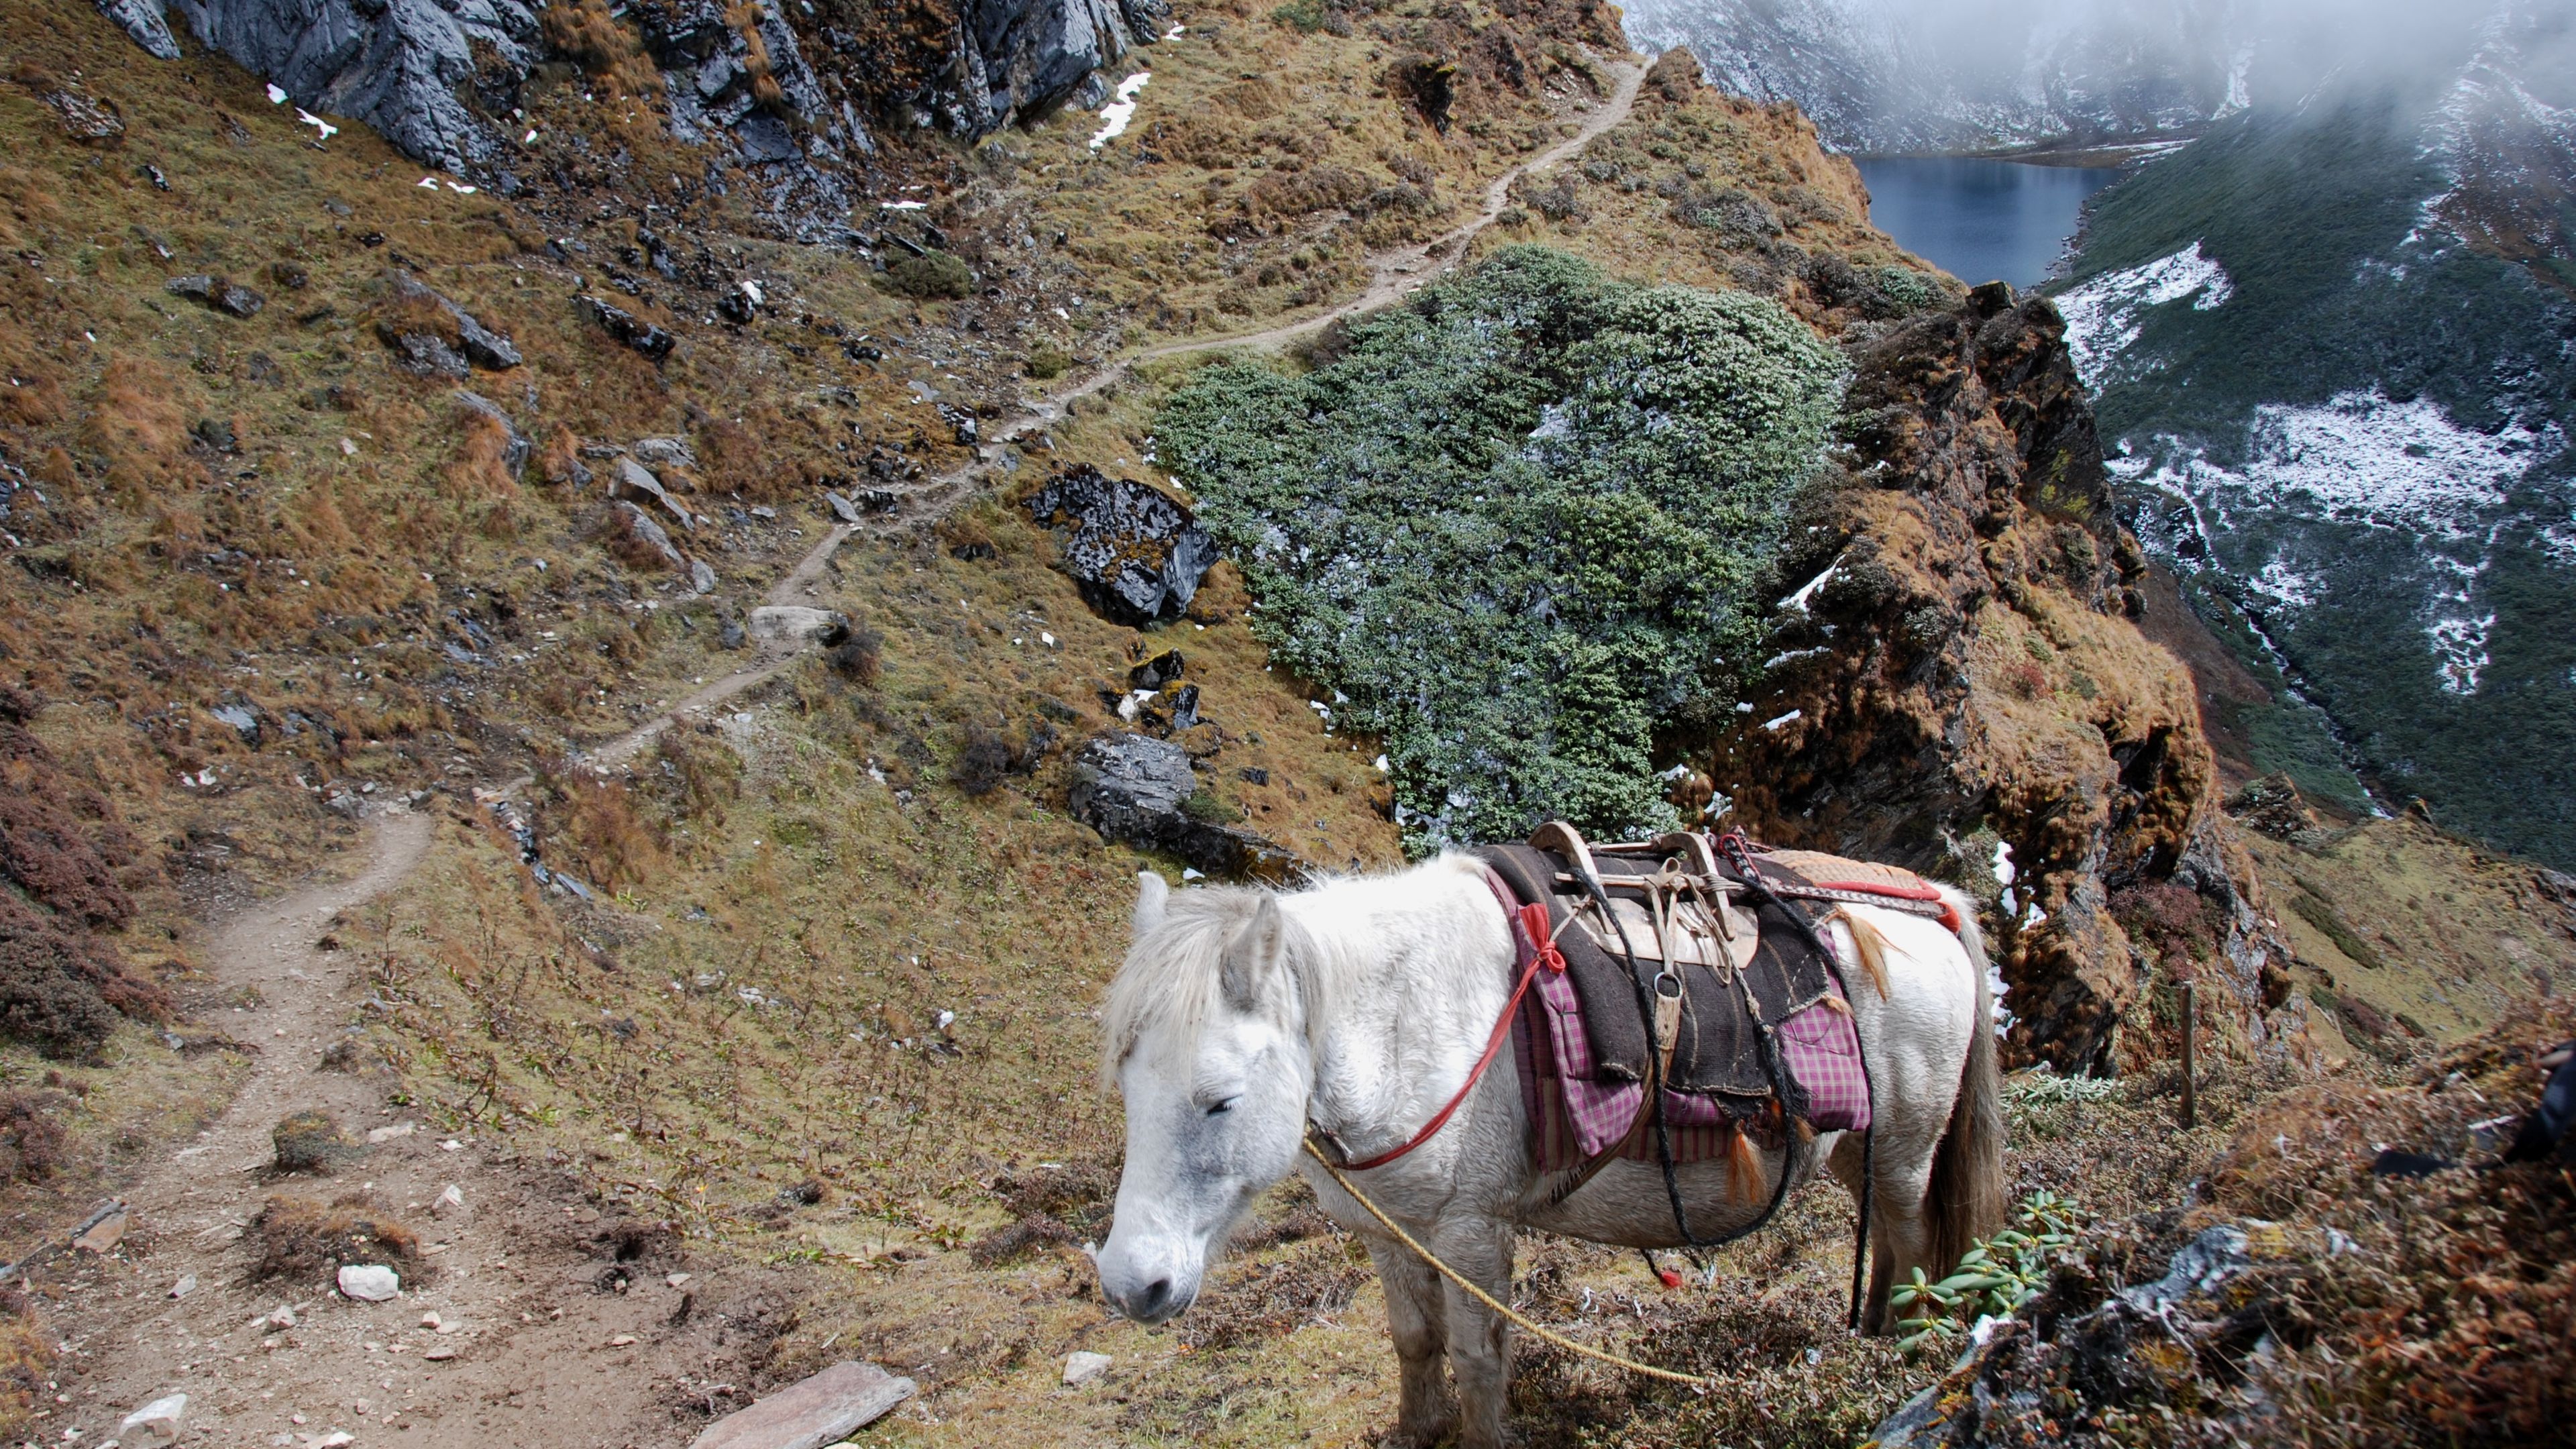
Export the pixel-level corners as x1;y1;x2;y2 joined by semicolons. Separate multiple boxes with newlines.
1924;888;2006;1274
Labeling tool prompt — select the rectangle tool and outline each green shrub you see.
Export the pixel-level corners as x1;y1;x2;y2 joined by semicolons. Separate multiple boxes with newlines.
881;251;972;301
1024;343;1071;380
1872;264;1947;314
1159;246;1843;850
1271;0;1325;31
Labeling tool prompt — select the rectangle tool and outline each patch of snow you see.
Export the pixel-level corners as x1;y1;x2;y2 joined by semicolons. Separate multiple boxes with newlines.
266;83;288;105
2428;609;2496;695
1760;708;1803;732
1777;552;1843;613
2247;556;2319;611
1089;73;1151;151
2057;241;2235;385
297;109;338;142
1991;839;2015;886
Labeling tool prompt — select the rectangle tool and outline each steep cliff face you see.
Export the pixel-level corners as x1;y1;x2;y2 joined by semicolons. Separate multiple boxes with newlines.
1708;283;2294;1072
95;0;1163;182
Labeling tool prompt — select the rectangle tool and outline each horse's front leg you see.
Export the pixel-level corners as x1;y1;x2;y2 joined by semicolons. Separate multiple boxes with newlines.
1433;1217;1516;1449
1365;1236;1456;1446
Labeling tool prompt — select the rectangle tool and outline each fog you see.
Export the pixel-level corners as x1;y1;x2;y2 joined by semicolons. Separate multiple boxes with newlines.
1620;0;2573;150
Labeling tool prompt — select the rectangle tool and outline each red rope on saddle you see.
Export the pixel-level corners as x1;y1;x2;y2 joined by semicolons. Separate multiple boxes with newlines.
1333;880;1562;1173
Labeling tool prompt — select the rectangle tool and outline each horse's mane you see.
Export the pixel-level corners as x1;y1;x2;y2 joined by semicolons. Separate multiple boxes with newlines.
1098;856;1487;1087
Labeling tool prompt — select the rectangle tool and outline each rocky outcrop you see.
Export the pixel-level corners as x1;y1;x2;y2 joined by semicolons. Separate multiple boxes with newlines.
102;0;1155;181
149;0;541;174
1068;734;1296;881
93;0;181;59
1024;465;1215;627
946;0;1167;134
1708;283;2293;1072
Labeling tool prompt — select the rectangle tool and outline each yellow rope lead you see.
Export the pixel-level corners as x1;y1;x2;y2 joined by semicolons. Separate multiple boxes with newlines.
1301;1139;1713;1389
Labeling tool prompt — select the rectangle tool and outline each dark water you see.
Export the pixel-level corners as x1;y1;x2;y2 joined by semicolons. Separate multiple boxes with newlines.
1853;157;2125;288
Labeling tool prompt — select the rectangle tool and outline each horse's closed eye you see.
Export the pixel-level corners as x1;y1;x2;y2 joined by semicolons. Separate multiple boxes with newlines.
1204;1098;1238;1116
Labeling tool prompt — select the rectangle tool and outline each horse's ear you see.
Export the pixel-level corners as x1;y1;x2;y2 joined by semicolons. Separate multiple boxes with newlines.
1132;871;1169;941
1219;892;1284;1012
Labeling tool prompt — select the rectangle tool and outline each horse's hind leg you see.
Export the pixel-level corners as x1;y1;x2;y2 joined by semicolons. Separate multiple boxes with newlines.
1826;1130;1939;1335
1365;1237;1456;1447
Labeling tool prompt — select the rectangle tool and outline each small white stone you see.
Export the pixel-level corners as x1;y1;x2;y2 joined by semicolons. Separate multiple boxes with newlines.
431;1183;466;1218
1063;1350;1112;1386
119;1392;186;1446
665;1272;692;1287
337;1264;400;1301
264;1304;297;1332
365;1122;415;1144
168;1274;196;1299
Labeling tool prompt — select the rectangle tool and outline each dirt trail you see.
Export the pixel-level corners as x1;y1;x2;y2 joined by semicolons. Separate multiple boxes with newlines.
576;59;1647;767
32;810;758;1448
892;58;1648;519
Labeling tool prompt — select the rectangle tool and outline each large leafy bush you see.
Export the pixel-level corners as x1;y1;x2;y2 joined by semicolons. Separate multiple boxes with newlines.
1159;247;1841;850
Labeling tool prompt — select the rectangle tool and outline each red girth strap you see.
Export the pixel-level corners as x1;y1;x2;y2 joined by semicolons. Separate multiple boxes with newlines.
1331;871;1562;1173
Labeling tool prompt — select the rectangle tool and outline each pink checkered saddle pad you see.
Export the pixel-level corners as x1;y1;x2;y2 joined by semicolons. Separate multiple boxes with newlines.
1478;839;1878;1171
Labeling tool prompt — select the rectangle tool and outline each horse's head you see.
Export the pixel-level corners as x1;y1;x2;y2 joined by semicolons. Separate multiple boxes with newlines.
1095;872;1316;1324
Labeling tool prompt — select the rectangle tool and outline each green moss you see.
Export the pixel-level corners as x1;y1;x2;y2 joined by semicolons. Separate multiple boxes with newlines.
1160;247;1842;850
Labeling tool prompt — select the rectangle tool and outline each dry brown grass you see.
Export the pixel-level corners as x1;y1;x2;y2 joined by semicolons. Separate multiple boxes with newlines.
537;765;666;896
542;0;664;103
248;1191;425;1281
85;356;200;502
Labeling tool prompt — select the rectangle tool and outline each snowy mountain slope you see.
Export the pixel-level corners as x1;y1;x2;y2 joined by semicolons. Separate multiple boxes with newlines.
2055;1;2576;867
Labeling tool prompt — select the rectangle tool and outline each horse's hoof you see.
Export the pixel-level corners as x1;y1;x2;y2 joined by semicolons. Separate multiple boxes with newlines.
1386;1413;1458;1448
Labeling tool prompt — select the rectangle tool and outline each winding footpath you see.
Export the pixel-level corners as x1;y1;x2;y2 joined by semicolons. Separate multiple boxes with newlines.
589;58;1646;769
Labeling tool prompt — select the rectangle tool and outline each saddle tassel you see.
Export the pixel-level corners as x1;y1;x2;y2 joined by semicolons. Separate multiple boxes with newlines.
1726;1124;1765;1206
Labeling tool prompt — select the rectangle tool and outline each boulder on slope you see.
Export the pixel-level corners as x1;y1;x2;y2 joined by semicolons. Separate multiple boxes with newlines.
1023;465;1215;627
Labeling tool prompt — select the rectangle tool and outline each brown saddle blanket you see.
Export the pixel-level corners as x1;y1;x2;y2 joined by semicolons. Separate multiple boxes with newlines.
1478;836;1894;1099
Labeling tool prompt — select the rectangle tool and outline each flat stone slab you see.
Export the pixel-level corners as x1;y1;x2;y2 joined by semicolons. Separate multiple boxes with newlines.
747;606;843;647
689;1361;916;1449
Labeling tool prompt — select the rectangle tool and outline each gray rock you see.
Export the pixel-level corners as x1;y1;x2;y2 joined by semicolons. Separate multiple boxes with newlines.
157;0;543;173
687;1360;914;1449
688;559;717;595
453;391;531;473
945;0;1168;136
823;490;863;524
1067;734;1297;881
747;606;847;647
392;334;468;378
118;1392;187;1446
390;274;521;370
614;501;688;570
166;274;266;317
631;435;698;468
613;458;698;531
718;618;749;651
1023;464;1214;626
1062;1350;1112;1385
581;295;678;362
95;0;182;59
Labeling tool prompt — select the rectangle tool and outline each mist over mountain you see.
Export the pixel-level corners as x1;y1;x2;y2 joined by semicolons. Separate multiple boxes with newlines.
1620;0;2521;154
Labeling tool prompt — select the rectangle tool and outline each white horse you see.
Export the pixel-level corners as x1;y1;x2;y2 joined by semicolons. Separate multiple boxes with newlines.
1094;853;2002;1449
